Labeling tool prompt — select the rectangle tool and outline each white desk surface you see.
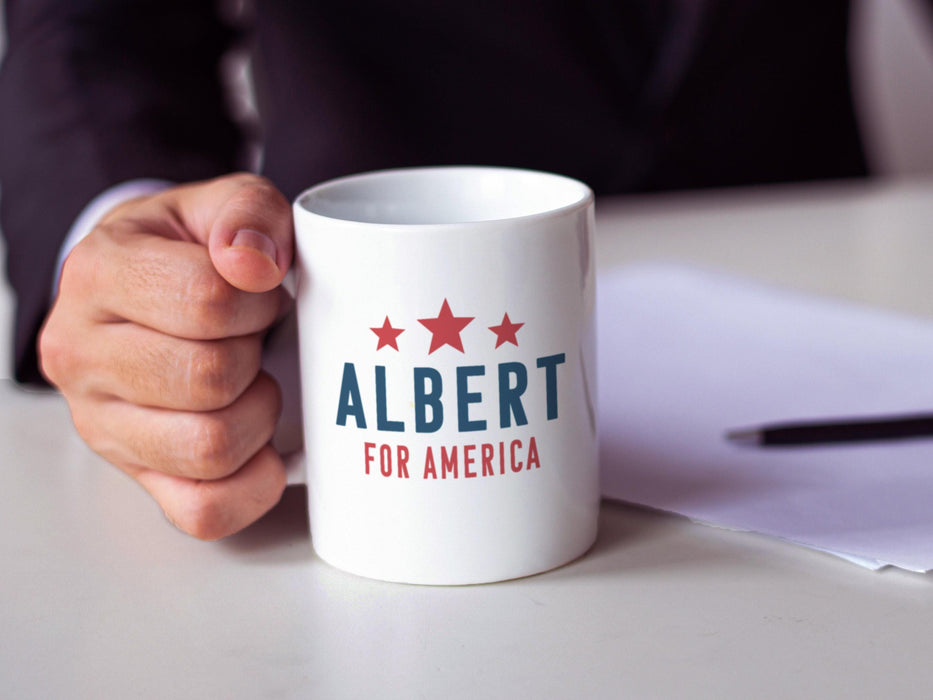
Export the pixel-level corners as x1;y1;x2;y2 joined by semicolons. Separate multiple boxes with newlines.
4;178;933;699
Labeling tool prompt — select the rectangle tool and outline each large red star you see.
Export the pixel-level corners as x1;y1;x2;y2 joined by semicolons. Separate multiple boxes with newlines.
489;312;524;348
418;299;474;354
371;316;405;351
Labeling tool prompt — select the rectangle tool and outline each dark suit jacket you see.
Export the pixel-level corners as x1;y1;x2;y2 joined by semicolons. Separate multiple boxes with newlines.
0;0;869;384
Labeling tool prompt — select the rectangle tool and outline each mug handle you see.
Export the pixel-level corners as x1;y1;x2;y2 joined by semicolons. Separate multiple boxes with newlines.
283;451;307;485
273;267;305;487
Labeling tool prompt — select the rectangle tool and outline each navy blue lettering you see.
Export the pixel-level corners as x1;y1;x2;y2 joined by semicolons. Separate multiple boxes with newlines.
375;366;404;432
456;365;487;432
536;353;565;420
414;367;443;433
336;362;367;428
498;362;528;428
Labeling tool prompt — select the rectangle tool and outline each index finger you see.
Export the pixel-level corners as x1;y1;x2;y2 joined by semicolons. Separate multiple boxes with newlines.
65;223;286;340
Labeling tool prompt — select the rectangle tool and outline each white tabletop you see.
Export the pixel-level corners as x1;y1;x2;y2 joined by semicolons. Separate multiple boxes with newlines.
4;178;933;699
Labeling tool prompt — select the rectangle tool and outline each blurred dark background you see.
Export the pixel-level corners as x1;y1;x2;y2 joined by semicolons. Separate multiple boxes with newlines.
0;0;931;379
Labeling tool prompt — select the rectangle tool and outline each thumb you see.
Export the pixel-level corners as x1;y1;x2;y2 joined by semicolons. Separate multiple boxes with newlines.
195;174;294;293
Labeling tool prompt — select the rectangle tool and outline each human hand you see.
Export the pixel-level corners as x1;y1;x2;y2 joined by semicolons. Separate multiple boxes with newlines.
39;173;293;539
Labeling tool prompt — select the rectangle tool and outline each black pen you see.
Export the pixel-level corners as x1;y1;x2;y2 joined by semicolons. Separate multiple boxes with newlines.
726;413;933;447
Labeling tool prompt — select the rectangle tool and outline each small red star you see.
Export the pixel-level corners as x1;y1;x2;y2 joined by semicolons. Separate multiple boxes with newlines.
489;313;524;348
371;316;405;351
418;299;474;354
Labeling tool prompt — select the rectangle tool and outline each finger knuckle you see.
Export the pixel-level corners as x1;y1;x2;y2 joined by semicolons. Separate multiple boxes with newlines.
187;414;239;479
186;270;240;336
228;173;289;214
41;246;100;387
184;341;241;409
69;405;97;444
68;406;109;458
225;171;262;185
176;485;229;541
227;171;275;193
37;315;75;387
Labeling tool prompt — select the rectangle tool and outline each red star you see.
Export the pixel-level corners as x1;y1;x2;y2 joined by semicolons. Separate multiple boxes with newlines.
489;313;524;348
418;299;474;354
371;316;405;351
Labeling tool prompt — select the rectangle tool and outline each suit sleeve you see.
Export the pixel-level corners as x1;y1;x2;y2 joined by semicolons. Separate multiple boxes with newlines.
0;0;246;384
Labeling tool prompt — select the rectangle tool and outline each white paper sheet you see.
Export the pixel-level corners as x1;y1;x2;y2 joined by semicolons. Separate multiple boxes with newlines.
597;265;933;572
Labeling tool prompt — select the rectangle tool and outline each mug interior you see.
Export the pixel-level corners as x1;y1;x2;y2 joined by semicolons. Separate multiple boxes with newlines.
296;167;591;225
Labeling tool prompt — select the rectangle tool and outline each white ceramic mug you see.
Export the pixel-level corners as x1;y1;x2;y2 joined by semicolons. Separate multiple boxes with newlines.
292;166;598;584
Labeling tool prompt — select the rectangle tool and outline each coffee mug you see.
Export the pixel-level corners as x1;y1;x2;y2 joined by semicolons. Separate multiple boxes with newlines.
292;166;598;584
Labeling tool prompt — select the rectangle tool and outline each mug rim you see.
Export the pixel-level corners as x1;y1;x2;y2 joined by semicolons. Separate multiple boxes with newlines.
293;165;594;229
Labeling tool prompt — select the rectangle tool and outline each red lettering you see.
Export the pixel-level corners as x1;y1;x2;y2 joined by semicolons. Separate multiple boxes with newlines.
415;438;544;480
423;447;437;479
481;443;494;476
364;442;376;475
510;439;523;472
380;444;392;477
527;436;540;470
397;444;410;478
464;444;477;478
441;446;458;479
